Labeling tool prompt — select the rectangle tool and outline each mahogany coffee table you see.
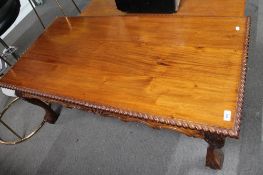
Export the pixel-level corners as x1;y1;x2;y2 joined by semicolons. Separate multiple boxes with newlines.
0;16;250;169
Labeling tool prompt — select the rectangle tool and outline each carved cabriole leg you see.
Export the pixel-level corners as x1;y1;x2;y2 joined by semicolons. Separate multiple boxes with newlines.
204;133;225;170
15;91;60;124
24;98;59;124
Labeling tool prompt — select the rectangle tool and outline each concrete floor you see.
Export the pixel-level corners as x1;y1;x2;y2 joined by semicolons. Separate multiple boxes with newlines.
0;0;262;174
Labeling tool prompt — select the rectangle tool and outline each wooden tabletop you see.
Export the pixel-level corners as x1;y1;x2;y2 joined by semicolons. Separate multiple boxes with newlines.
0;16;249;137
81;0;246;17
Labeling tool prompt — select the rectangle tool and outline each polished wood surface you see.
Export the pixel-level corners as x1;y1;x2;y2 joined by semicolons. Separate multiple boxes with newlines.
81;0;246;17
0;16;249;132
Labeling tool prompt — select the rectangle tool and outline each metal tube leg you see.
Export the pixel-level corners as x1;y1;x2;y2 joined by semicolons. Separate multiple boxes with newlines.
0;56;12;66
71;0;81;13
0;55;10;76
0;119;22;139
0;38;9;48
54;0;66;16
0;98;46;145
0;38;19;60
28;0;45;29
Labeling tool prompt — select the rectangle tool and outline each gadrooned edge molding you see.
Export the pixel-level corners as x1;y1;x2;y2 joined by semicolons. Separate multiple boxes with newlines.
232;17;251;138
0;17;251;139
0;82;241;138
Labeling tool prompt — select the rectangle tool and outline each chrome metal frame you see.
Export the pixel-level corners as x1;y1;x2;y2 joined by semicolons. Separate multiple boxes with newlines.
0;38;19;60
28;0;45;29
1;0;82;67
0;55;11;67
0;98;46;145
54;0;66;17
54;0;81;17
29;0;81;29
0;56;8;76
70;0;81;13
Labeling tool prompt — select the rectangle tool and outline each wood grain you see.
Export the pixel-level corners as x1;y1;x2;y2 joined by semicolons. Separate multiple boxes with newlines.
81;0;246;17
0;16;249;137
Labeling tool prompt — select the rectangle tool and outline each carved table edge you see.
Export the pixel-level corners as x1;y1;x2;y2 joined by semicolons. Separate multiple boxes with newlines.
0;83;241;139
232;16;251;139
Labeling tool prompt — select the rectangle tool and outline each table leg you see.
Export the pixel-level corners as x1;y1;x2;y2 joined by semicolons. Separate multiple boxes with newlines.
204;133;225;170
24;98;60;124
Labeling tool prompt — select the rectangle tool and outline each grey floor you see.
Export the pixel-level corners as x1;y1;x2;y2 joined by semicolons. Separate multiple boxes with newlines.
0;0;263;174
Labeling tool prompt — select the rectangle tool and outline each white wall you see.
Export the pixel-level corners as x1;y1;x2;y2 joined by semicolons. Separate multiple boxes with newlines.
1;0;33;38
